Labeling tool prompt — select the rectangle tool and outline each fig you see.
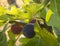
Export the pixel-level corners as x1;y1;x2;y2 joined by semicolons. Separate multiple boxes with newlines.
22;23;35;38
11;23;23;34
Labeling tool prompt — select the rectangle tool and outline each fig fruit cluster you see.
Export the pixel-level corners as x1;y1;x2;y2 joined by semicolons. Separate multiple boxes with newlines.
11;19;36;38
10;18;52;38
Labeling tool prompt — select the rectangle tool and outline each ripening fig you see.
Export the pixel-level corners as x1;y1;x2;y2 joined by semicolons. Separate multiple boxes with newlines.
11;23;23;34
22;23;35;38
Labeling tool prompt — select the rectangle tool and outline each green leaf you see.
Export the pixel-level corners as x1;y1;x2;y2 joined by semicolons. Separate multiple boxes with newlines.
46;0;60;29
25;37;45;46
8;30;17;40
0;20;5;26
8;30;18;46
0;22;4;26
8;40;15;46
44;0;50;6
23;3;44;16
18;12;31;19
0;32;7;46
20;36;45;46
39;29;58;46
0;14;15;21
24;37;40;46
53;27;60;42
38;8;46;19
19;38;30;44
36;22;59;46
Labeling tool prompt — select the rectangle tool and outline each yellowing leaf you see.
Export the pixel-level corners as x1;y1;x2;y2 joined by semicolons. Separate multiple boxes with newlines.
46;9;53;22
23;0;30;4
6;6;20;15
10;6;18;14
0;20;4;22
19;12;30;19
5;10;10;14
0;6;6;16
24;19;29;23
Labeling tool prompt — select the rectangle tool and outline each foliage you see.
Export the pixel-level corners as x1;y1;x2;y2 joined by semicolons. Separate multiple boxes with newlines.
0;0;60;46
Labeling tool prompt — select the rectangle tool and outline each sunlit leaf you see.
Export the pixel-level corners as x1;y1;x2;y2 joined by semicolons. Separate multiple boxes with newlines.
46;9;53;22
0;6;6;16
6;6;20;16
23;0;31;4
46;0;60;29
36;22;59;46
22;3;44;16
19;12;30;19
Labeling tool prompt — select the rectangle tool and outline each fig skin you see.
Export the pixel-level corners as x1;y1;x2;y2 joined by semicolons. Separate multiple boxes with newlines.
11;23;23;34
22;23;35;38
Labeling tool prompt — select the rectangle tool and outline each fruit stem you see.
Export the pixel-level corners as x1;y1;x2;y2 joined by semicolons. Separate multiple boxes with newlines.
14;33;21;46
